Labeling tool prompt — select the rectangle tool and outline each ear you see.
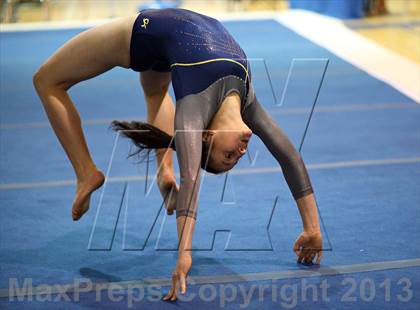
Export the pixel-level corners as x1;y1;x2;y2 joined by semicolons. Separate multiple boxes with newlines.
202;130;216;143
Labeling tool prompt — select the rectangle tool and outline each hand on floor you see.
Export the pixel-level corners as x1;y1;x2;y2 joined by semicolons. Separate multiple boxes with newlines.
293;230;323;265
163;254;192;302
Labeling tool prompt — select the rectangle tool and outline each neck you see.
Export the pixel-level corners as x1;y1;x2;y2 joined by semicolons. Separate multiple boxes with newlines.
211;92;243;129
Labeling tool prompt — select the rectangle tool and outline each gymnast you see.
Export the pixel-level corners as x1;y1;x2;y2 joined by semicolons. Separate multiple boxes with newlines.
33;8;323;301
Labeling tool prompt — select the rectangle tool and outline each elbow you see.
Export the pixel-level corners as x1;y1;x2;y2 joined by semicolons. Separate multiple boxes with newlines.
179;168;200;185
180;175;198;185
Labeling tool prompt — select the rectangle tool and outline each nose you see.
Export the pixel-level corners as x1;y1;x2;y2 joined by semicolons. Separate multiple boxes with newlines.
243;130;252;140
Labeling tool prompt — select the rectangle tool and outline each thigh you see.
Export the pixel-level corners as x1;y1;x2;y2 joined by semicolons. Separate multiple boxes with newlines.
140;70;172;98
39;15;137;89
140;70;174;127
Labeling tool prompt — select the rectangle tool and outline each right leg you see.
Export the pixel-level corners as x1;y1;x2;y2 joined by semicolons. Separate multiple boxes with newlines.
140;70;178;214
33;15;137;220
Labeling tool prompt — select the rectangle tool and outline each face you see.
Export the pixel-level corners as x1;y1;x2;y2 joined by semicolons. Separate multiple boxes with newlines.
203;129;252;173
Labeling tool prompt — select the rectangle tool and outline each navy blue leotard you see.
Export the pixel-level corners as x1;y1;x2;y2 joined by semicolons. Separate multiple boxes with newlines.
130;8;249;101
129;9;313;219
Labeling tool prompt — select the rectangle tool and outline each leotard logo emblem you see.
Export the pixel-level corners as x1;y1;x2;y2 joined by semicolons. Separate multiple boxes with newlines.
141;18;150;29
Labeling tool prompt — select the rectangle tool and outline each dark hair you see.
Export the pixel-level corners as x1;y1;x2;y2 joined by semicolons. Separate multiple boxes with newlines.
111;120;221;174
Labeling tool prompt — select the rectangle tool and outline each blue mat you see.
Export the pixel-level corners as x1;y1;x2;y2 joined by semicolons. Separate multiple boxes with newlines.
0;19;419;309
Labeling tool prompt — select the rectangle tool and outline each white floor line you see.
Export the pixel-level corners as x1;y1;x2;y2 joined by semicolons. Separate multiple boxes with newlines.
0;102;417;130
1;157;419;191
276;10;420;103
1;258;419;298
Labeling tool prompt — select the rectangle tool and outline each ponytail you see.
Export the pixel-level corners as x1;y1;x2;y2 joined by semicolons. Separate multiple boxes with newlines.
111;120;222;174
111;120;175;160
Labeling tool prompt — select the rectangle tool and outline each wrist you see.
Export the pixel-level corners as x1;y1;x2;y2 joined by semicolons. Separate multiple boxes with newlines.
303;220;321;235
303;226;321;235
178;250;192;259
296;194;321;234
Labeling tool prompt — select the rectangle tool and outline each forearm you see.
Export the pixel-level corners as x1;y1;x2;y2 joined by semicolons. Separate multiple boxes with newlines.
176;216;196;256
296;193;321;234
242;94;313;200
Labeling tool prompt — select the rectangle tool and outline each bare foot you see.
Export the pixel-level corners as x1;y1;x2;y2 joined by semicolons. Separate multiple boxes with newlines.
157;172;178;215
72;169;105;221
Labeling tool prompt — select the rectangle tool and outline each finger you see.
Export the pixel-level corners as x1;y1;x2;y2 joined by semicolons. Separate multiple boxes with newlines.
171;289;178;302
293;235;305;253
293;241;300;253
309;252;316;263
304;251;315;264
297;254;304;264
293;243;302;259
179;274;187;294
163;289;174;301
294;247;301;258
299;248;309;264
316;250;323;265
299;248;310;264
171;272;179;294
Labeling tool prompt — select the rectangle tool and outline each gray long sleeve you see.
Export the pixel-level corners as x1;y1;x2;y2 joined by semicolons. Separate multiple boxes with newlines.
174;95;206;219
241;87;313;200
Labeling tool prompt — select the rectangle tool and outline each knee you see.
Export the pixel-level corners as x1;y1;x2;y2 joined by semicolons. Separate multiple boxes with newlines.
33;65;48;93
33;64;70;94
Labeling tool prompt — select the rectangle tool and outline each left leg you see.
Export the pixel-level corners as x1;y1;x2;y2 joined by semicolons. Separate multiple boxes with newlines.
33;15;136;220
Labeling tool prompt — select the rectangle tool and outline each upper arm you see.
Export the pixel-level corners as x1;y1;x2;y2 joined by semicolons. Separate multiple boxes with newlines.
242;90;313;200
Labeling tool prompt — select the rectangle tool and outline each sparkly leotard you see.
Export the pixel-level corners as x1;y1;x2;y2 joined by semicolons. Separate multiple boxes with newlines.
130;8;249;100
